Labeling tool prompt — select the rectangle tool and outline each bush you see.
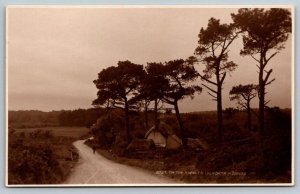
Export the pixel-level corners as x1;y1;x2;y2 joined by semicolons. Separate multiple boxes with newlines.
8;130;65;184
8;141;63;184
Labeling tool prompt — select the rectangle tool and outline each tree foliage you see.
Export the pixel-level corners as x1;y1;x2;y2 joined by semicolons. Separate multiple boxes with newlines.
162;59;202;104
194;18;239;83
93;61;145;109
229;84;257;110
232;8;292;56
143;62;169;101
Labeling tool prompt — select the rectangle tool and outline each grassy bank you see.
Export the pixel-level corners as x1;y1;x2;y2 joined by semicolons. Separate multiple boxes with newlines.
8;127;89;184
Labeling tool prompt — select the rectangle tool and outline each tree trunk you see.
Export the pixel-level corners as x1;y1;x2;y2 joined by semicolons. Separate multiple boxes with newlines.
144;102;148;130
174;102;186;148
247;100;252;131
124;98;130;143
217;84;223;142
259;65;265;135
154;99;159;130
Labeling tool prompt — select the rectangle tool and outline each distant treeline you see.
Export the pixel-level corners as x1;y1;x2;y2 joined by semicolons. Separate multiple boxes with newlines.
8;108;104;128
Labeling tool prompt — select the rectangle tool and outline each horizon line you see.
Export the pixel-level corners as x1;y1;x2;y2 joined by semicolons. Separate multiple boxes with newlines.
7;106;292;113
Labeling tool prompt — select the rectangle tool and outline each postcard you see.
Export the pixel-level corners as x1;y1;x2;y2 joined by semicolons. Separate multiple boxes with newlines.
6;5;294;186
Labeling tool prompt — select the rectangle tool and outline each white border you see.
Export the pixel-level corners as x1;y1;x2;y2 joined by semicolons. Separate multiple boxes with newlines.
291;4;295;187
5;5;295;187
5;4;9;188
5;5;295;8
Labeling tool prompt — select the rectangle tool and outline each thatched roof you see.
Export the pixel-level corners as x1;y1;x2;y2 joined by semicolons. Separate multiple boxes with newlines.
145;122;174;138
168;134;182;144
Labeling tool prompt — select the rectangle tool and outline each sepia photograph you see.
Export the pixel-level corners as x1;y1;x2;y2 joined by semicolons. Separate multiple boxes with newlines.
6;5;294;186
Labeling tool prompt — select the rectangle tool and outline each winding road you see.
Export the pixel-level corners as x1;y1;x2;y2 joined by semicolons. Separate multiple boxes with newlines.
64;140;175;185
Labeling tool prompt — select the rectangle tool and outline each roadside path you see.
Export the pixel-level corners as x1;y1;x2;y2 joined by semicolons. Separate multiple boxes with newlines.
64;140;175;184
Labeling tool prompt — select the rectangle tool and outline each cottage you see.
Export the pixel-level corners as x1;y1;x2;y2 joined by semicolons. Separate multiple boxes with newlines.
145;122;182;149
145;126;167;147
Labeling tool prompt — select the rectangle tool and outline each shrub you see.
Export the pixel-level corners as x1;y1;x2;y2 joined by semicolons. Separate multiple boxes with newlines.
8;141;63;184
8;130;65;184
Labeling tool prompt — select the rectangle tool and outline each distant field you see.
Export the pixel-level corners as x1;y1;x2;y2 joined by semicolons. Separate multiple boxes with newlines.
14;127;90;139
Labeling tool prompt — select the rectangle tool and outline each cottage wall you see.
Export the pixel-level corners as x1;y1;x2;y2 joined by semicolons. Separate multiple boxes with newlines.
147;132;166;147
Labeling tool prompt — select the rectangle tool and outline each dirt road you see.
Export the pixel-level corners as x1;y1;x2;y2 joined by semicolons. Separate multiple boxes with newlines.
64;140;174;184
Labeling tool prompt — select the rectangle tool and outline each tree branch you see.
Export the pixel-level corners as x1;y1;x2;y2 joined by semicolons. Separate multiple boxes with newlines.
207;91;217;99
220;72;226;84
211;42;216;58
221;36;227;51
264;100;270;106
126;87;135;95
173;76;184;91
263;69;273;84
251;54;260;63
199;74;218;86
266;78;275;85
214;42;223;51
240;103;248;110
161;97;175;105
249;93;257;100
256;64;260;70
202;83;217;94
265;52;279;67
241;93;247;101
224;32;239;51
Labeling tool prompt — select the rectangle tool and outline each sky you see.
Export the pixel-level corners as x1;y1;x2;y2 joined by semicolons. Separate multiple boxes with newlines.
7;7;292;112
